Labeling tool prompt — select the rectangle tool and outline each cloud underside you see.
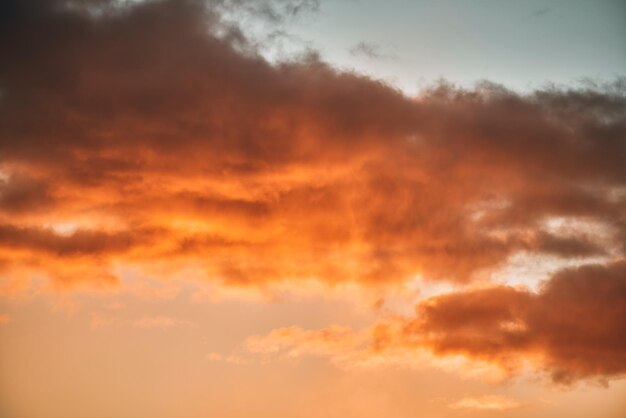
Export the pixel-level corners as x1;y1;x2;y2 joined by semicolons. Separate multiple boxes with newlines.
0;0;625;383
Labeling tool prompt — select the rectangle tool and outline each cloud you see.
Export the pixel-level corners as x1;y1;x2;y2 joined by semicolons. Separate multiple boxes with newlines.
375;260;626;384
0;313;11;324
0;224;156;257
246;325;362;358
222;0;321;23
242;322;509;381
349;41;395;60
448;395;522;411
0;0;624;293
243;261;626;384
0;174;54;214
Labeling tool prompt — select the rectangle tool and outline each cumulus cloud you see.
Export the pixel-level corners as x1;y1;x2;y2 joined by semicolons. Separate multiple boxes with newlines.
0;0;624;295
384;261;626;384
244;261;626;384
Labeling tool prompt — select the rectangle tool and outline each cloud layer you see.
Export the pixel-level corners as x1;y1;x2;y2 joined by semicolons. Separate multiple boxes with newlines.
1;0;626;385
1;0;624;292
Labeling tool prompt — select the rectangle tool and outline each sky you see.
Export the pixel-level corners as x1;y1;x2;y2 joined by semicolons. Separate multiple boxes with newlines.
0;1;625;417
240;0;626;93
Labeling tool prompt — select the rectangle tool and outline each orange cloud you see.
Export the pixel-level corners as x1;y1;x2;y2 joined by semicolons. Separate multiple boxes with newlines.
246;325;362;358
448;395;522;411
243;261;626;384
0;0;624;295
374;261;626;384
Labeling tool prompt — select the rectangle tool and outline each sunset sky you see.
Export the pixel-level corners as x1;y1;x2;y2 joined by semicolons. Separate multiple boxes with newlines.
0;1;625;417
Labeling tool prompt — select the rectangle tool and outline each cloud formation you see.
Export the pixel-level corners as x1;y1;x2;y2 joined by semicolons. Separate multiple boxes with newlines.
349;41;395;60
246;261;626;384
397;261;626;384
246;325;361;358
0;0;624;294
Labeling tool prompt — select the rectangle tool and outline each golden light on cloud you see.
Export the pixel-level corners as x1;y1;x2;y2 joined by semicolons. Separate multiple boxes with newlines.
0;1;625;417
448;395;522;411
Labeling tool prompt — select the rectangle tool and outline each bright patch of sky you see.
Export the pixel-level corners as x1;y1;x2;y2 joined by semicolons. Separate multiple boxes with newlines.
247;0;626;95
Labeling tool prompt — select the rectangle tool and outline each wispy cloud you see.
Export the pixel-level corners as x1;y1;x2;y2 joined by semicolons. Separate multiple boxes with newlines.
349;41;396;60
449;395;522;411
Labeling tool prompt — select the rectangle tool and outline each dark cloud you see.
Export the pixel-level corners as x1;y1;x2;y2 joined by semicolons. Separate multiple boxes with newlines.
349;41;395;60
379;261;626;384
0;0;624;288
0;223;157;257
0;174;54;214
224;0;321;23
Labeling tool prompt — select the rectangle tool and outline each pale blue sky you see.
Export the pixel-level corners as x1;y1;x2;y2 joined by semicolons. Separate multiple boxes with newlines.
254;0;626;94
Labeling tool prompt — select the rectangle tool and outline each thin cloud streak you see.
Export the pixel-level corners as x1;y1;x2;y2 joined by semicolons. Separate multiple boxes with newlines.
448;395;522;411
